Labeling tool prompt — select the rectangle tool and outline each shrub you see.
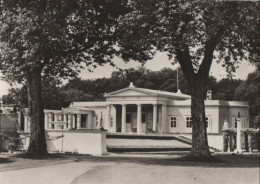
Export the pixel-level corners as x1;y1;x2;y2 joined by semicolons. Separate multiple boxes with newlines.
8;143;16;152
242;128;260;152
222;128;237;151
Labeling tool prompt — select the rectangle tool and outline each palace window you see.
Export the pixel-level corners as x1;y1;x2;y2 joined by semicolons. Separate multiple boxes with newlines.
52;113;55;121
186;117;192;128
205;117;209;128
170;117;177;128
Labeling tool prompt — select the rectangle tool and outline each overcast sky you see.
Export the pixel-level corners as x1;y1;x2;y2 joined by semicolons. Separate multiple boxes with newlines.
0;52;256;98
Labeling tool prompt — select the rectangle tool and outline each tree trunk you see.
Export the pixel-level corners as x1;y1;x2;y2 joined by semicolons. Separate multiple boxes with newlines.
26;67;48;157
190;81;211;157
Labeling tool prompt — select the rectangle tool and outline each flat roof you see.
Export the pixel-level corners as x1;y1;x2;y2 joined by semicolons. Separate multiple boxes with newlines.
168;100;248;107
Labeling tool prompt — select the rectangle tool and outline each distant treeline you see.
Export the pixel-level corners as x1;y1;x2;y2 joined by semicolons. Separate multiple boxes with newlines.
2;67;259;127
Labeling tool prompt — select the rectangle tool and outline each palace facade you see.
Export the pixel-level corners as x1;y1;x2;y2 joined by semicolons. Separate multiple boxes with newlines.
21;83;249;135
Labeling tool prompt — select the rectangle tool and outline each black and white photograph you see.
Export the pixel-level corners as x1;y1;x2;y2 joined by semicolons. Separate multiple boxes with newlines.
0;0;259;184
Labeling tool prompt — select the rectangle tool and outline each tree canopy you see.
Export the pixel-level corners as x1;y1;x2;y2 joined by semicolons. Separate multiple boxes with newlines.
0;0;129;82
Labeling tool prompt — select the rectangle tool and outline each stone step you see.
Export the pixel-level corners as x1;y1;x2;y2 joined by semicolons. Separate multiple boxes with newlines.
178;136;222;152
107;146;191;153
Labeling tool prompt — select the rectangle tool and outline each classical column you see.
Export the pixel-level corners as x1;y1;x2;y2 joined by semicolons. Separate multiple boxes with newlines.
77;114;81;129
137;104;142;133
44;113;49;130
121;104;126;133
48;113;52;129
105;105;111;132
111;105;117;133
72;114;76;128
161;105;167;133
152;104;157;132
235;117;242;153
24;117;28;132
67;114;72;129
54;113;58;129
63;114;67;129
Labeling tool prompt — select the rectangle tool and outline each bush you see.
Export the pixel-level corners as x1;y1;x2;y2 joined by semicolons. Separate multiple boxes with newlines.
222;128;237;152
8;143;16;152
223;132;229;152
242;128;260;152
223;128;260;152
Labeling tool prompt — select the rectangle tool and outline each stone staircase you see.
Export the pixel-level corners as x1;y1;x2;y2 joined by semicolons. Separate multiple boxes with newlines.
106;133;191;153
106;133;222;153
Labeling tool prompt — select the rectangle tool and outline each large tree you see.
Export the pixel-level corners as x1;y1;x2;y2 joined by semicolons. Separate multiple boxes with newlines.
116;1;259;157
0;0;128;156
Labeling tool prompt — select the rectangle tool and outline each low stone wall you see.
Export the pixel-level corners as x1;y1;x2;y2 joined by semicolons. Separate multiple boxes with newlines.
21;130;107;156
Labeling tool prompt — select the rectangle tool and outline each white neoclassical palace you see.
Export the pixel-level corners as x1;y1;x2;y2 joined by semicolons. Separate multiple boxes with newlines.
22;83;249;134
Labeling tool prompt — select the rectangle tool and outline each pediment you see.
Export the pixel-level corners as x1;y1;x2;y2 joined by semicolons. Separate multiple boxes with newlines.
106;88;155;97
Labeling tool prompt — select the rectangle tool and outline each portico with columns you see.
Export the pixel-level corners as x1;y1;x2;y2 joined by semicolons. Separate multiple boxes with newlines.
105;103;160;133
103;83;190;134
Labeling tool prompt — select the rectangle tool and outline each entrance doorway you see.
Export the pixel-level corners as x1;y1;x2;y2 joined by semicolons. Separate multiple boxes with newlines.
126;113;132;132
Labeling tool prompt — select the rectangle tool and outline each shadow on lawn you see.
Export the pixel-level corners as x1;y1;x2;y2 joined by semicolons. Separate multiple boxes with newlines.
71;154;260;168
13;152;83;160
0;157;13;164
10;152;260;168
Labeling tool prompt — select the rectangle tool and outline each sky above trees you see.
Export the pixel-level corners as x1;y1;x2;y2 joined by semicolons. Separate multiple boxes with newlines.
0;51;256;97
